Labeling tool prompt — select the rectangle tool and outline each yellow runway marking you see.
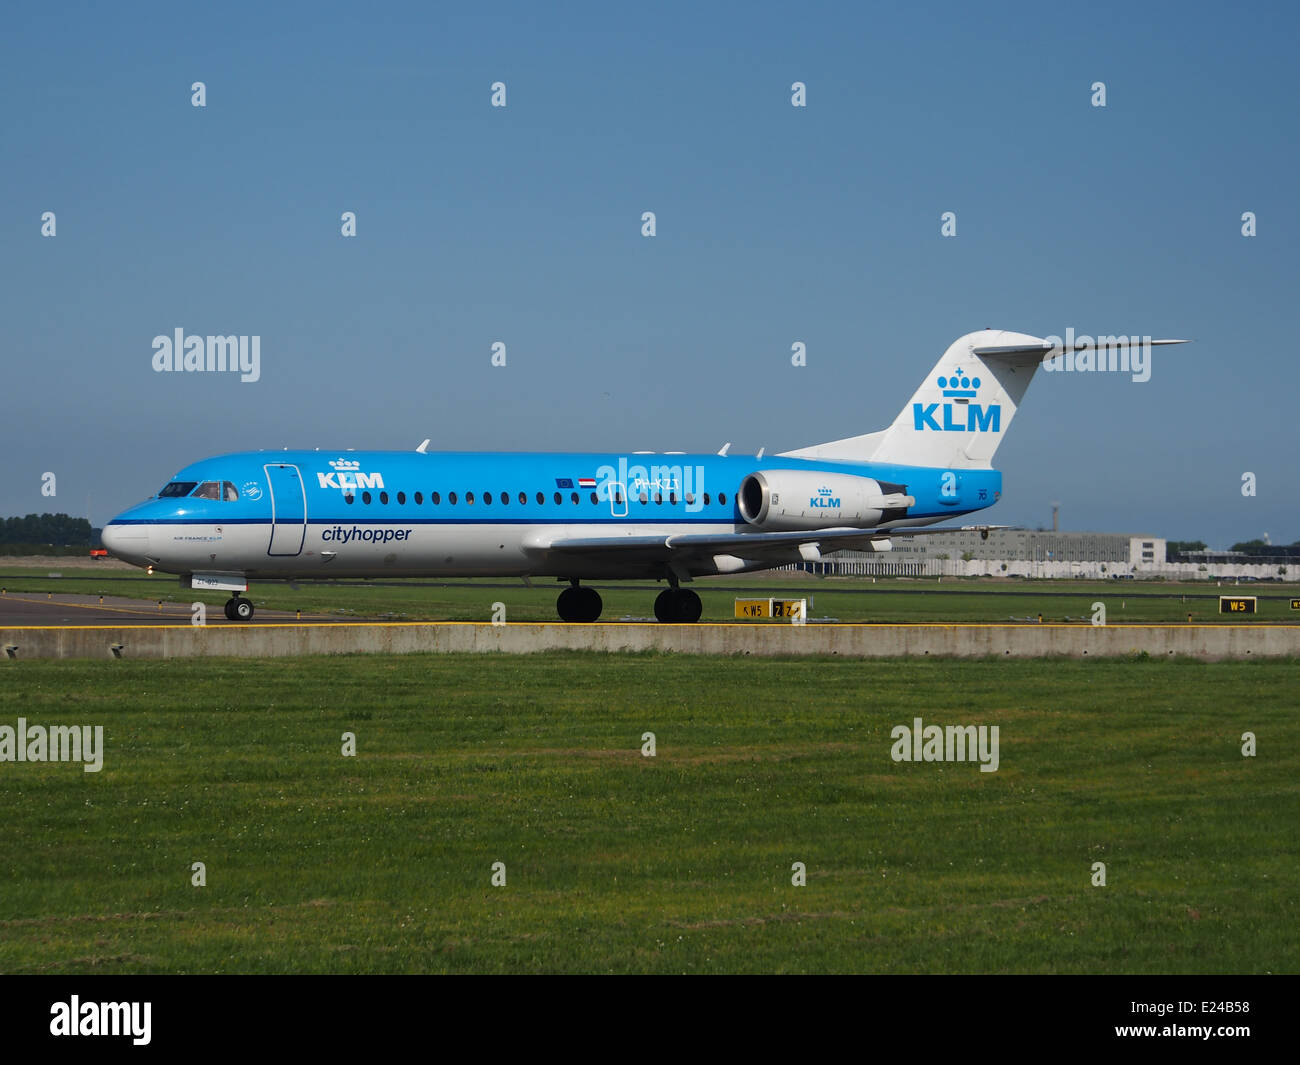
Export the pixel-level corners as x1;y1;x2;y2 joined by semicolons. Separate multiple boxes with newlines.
0;621;1294;632
0;594;330;623
1;593;186;619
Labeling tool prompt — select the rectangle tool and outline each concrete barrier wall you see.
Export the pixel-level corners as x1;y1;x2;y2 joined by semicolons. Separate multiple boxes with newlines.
2;622;1297;660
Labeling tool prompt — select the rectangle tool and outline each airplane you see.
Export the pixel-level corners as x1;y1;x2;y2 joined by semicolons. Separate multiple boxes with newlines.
101;330;1186;622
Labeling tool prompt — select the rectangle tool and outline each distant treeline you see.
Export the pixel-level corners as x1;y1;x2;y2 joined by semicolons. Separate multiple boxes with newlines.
0;513;96;547
1169;538;1300;560
1229;539;1300;558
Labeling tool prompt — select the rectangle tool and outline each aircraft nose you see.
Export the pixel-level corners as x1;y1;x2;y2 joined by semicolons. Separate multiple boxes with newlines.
101;521;151;565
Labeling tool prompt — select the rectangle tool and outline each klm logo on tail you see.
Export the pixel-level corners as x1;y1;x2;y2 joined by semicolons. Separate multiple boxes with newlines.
913;369;1001;433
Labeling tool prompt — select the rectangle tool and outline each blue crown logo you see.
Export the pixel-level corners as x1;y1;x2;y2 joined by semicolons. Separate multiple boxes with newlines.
937;369;979;398
817;485;834;496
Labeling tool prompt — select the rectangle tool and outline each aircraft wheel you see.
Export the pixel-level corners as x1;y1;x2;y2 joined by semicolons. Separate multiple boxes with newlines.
655;588;702;623
223;599;237;620
577;587;603;622
557;586;579;622
654;589;675;623
558;585;601;622
676;589;702;623
232;597;254;621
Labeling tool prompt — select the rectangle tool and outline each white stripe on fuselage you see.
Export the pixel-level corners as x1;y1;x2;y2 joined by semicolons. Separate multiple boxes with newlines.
147;521;748;579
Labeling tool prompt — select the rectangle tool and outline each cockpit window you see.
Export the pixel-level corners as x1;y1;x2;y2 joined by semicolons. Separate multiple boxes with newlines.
222;481;239;501
159;481;197;498
192;481;222;500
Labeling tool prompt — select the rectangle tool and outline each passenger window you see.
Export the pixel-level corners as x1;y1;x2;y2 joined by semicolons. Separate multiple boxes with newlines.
414;492;423;505
344;493;355;505
536;492;544;505
380;491;389;504
704;493;711;505
685;493;694;506
466;491;475;505
654;493;662;505
518;492;527;505
719;493;727;505
449;492;458;505
639;492;648;505
590;492;598;505
432;491;441;505
500;492;509;506
570;491;579;505
362;491;372;505
482;491;491;505
397;491;406;505
193;481;221;500
223;481;239;501
553;492;562;505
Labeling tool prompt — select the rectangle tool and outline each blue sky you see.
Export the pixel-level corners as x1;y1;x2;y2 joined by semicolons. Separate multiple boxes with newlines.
3;1;1296;547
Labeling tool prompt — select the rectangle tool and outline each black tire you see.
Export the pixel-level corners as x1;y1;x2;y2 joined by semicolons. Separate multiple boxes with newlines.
558;585;603;623
676;589;702;623
655;588;702;623
223;599;237;620
654;589;676;623
233;598;254;621
557;586;582;622
577;587;603;622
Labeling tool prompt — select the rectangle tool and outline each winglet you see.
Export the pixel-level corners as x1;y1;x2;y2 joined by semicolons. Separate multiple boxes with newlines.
416;439;430;453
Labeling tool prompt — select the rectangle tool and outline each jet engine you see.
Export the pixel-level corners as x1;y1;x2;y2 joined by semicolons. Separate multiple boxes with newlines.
736;471;914;531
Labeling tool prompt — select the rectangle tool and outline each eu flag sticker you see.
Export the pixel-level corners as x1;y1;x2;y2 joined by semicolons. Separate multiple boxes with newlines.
555;478;574;489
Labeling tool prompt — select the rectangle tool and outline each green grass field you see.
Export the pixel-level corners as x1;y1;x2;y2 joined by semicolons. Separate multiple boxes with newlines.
1;653;1296;973
3;566;1298;624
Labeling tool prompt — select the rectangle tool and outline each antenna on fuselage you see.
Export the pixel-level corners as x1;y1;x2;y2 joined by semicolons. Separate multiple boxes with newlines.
717;442;731;456
416;439;430;453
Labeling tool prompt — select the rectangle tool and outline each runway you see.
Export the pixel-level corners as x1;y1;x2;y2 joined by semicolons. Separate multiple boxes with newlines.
1;596;1296;661
0;592;351;627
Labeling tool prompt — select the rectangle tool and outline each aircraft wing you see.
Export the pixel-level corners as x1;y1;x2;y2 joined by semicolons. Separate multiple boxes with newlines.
525;525;1005;565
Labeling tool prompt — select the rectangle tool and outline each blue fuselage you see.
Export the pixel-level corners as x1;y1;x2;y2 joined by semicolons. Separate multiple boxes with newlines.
102;449;1001;581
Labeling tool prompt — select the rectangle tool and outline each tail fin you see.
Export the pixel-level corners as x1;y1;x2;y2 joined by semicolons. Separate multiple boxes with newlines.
781;329;1187;469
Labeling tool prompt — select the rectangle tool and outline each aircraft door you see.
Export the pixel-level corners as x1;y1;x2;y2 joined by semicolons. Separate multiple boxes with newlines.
607;478;628;518
264;463;307;556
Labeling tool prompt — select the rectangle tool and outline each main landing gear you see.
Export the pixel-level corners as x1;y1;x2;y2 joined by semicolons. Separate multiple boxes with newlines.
554;578;702;624
224;595;255;621
654;586;702;623
556;581;603;623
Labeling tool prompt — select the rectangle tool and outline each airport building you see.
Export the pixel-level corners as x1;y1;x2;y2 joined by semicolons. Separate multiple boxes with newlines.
807;529;1160;578
790;530;1292;580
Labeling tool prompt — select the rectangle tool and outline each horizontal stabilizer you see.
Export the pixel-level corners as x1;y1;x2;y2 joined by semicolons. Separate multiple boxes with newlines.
972;338;1189;358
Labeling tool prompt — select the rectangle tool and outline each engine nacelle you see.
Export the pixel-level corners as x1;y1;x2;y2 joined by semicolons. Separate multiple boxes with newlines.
737;470;914;531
